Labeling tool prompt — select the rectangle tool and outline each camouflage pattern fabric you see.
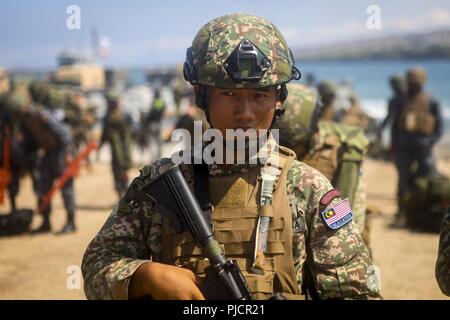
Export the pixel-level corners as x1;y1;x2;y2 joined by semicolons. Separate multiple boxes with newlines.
189;13;295;88
275;83;316;148
352;170;367;234
82;152;381;300
436;207;450;296
276;84;369;234
100;108;132;195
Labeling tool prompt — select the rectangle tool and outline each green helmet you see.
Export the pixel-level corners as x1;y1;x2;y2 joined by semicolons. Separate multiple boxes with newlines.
183;13;300;89
317;80;337;98
275;83;318;148
389;74;404;89
28;80;50;104
7;93;29;114
48;86;66;109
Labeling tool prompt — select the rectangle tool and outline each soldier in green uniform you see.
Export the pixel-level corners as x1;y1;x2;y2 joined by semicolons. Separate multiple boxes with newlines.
395;68;444;227
15;81;77;234
82;14;381;300
274;83;371;251
378;75;406;155
436;207;449;296
317;80;337;122
99;92;133;199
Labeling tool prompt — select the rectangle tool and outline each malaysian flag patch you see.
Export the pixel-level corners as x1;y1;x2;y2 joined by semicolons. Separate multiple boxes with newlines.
320;198;353;230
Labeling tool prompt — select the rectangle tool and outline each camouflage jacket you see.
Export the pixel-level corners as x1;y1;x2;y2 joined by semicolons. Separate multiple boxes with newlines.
436;207;450;296
82;157;382;300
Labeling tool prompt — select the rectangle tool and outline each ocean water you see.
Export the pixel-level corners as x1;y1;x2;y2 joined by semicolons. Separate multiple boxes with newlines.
128;60;450;132
296;59;450;131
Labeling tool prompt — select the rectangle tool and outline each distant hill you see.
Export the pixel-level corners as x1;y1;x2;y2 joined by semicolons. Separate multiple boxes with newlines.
295;29;450;61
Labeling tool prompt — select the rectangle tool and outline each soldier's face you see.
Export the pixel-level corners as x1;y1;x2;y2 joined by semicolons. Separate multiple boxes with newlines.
407;82;422;96
207;87;280;135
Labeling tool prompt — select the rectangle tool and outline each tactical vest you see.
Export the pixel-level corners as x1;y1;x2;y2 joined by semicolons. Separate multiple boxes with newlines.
401;93;435;135
342;105;369;131
21;113;59;150
159;146;303;300
319;104;335;122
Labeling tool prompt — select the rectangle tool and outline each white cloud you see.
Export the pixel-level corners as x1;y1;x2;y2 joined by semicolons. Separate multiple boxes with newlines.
281;7;450;48
386;8;450;32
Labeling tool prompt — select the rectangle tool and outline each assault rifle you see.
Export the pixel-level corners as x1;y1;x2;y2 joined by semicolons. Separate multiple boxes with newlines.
127;164;253;300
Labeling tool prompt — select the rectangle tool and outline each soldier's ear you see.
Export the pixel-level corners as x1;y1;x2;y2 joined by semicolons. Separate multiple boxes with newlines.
275;101;282;109
193;85;200;95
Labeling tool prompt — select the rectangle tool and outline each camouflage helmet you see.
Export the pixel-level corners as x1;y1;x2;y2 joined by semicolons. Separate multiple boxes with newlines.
48;86;66;109
274;83;318;148
105;90;120;102
389;74;405;92
317;80;337;98
183;13;301;89
28;80;50;104
7;93;29;114
406;67;427;85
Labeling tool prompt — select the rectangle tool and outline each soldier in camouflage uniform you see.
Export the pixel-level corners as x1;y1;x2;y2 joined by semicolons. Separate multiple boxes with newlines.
436;206;449;296
317;80;337;122
10;82;77;234
99;92;133;199
378;75;406;155
394;68;444;226
274;83;371;252
1;81;38;213
341;94;371;132
82;14;381;300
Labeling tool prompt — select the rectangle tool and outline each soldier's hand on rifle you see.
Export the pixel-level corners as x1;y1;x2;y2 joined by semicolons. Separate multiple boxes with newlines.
129;261;205;300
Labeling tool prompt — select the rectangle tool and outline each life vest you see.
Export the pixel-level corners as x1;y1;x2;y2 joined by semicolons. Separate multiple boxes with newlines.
401;93;435;136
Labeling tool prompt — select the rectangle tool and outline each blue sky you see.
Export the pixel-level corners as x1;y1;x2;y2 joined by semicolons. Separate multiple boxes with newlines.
1;0;450;69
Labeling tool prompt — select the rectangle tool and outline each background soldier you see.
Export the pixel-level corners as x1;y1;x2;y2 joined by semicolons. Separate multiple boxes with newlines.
378;74;406;156
99;92;133;199
341;93;371;132
395;67;444;226
82;13;380;300
317;80;338;121
14;82;77;234
145;88;166;160
274;83;371;252
1;83;38;213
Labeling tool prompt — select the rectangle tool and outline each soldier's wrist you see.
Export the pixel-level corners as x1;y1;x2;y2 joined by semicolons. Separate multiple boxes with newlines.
129;261;156;299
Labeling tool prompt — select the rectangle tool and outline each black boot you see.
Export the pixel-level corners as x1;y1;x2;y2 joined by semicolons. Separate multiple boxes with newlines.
57;210;76;235
31;216;51;234
9;194;17;214
391;198;406;228
57;222;76;234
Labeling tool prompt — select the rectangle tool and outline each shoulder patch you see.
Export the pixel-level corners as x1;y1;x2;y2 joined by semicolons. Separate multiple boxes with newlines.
320;188;341;206
320;198;353;230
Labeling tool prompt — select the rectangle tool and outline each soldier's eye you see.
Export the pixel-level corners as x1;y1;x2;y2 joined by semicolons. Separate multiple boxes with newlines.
221;91;234;97
254;93;268;99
